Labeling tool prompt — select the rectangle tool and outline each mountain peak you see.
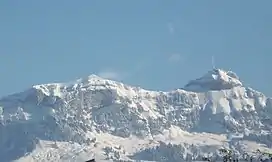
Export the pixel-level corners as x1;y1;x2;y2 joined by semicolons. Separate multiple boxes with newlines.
30;74;122;98
72;74;102;82
184;68;243;92
1;69;272;162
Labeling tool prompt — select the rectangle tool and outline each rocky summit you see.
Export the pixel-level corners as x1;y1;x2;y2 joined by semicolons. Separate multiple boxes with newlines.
0;69;272;162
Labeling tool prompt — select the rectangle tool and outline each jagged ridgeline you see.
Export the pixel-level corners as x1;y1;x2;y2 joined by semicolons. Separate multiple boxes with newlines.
0;69;272;161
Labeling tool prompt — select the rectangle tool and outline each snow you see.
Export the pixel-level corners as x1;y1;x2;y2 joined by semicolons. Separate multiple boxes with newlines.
0;68;272;161
184;68;243;92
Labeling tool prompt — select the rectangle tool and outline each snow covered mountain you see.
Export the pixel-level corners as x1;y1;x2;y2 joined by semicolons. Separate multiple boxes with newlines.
1;68;272;161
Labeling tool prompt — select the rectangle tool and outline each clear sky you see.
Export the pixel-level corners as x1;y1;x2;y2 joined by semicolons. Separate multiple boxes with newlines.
0;1;271;97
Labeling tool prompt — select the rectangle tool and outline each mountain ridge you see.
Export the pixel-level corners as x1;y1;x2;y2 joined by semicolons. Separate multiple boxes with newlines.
1;68;272;161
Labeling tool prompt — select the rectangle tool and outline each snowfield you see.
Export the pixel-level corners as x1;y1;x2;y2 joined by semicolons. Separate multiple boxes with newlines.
1;69;272;161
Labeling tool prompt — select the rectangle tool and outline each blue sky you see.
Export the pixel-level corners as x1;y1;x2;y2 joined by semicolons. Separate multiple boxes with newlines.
0;1;271;97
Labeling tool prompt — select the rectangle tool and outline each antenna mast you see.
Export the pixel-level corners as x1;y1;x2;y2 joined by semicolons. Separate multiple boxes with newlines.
212;56;215;69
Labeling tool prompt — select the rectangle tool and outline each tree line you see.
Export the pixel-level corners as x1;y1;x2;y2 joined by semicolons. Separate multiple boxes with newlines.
202;148;272;162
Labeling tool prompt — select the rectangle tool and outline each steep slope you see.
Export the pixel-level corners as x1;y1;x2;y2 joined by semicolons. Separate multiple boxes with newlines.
0;69;272;161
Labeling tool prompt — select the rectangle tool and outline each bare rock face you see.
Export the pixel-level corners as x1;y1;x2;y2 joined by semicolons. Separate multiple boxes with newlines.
0;70;271;161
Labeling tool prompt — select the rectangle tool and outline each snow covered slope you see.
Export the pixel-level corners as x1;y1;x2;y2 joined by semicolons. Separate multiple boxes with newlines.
0;68;272;161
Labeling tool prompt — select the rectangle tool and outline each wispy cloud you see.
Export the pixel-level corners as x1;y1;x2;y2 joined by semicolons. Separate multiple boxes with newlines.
133;60;147;72
97;61;147;81
167;22;175;34
98;70;122;80
168;53;182;63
